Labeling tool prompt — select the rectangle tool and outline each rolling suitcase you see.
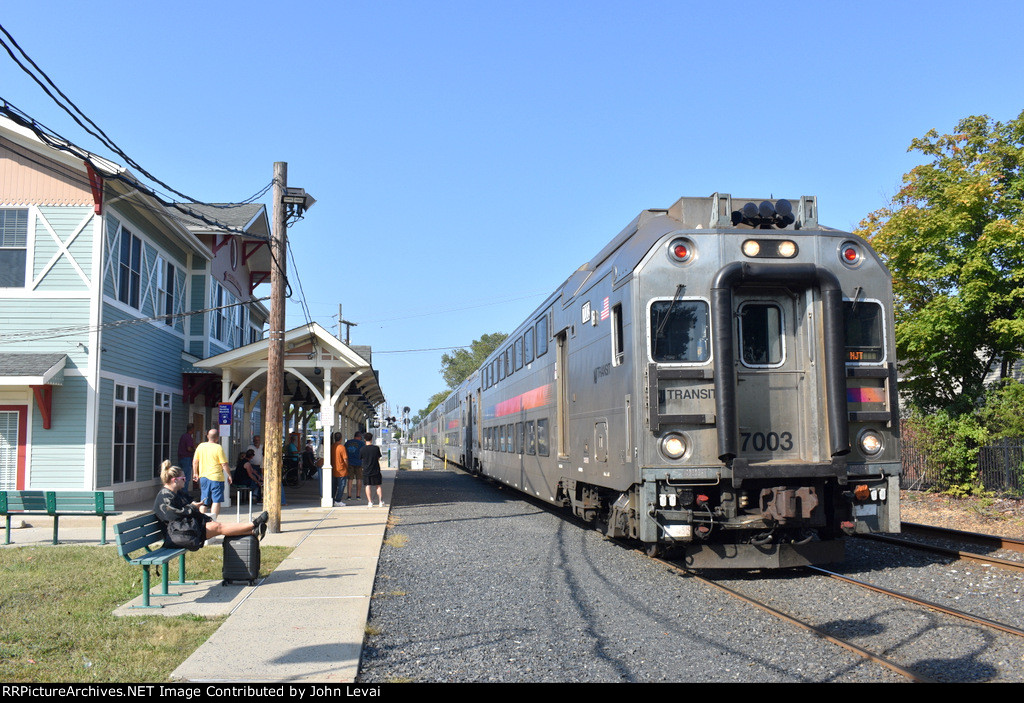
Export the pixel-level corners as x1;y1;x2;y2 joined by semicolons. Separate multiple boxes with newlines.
222;533;261;586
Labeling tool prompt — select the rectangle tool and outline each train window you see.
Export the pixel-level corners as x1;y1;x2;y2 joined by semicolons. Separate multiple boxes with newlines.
537;418;550;456
504;349;511;378
844;301;884;363
650;300;710;363
526;421;536;454
612;303;625;366
515;338;523;371
499;425;506;452
517;422;525;454
739;303;784;367
536;316;549;357
497;357;505;382
524;328;534;364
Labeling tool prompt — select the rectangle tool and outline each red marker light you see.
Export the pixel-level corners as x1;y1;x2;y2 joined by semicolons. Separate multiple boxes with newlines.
669;238;695;263
844;247;858;261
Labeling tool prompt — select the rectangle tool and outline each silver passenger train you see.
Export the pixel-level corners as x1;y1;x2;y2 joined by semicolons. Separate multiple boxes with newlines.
415;193;901;568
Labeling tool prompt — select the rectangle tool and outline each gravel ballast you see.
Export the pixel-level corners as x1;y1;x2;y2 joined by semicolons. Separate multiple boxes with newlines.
358;467;928;683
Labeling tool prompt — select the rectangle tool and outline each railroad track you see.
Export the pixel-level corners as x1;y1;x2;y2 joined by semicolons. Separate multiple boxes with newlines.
862;522;1024;573
654;534;1024;683
654;555;933;682
806;565;1024;639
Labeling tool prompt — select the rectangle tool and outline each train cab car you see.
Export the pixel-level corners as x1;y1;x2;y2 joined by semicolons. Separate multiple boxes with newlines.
422;193;901;569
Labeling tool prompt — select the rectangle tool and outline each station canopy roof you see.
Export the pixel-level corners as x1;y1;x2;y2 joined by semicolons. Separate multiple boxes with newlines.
194;323;383;417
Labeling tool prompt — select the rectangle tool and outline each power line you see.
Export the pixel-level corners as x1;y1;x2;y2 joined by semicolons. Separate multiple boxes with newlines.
0;22;265;210
0;296;270;345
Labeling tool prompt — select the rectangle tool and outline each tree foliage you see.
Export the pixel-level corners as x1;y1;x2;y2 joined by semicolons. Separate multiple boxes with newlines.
418;389;452;419
415;332;509;420
440;332;508;389
856;110;1024;413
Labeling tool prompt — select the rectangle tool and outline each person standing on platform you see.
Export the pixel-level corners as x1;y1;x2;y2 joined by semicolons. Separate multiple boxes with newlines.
177;423;196;494
345;430;364;501
331;432;349;507
361;432;384;508
193;428;232;522
247;435;263;479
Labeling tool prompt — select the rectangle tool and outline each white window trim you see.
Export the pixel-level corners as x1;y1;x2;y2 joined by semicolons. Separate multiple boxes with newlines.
113;382;138;484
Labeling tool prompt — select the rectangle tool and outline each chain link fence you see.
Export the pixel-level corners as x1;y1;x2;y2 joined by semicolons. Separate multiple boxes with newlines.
901;434;1024;496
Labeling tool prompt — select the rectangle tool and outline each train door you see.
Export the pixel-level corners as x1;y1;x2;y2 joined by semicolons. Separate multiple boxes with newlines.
464;393;474;470
732;290;815;463
556;330;570;458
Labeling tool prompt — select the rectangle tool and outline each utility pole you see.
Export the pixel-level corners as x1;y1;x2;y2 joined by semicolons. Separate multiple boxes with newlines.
338;303;357;345
264;162;287;533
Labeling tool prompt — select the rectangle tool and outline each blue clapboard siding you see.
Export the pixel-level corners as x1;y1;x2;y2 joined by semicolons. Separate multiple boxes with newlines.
28;374;89;489
100;303;185;389
94;378;113;488
0;298;91;369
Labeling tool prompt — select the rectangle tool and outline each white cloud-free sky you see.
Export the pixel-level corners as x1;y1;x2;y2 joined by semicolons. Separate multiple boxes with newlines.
3;0;1022;416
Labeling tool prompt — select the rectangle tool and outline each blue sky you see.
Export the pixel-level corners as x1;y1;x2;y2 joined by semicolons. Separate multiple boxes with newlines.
3;0;1023;417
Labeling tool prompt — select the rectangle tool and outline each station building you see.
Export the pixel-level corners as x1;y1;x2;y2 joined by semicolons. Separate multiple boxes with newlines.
0;113;381;505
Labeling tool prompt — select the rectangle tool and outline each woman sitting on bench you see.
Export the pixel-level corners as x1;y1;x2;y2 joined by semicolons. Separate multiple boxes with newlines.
155;461;268;550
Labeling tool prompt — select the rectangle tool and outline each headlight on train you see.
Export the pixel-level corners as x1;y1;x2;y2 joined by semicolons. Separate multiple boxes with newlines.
857;429;883;456
660;433;689;460
742;239;798;258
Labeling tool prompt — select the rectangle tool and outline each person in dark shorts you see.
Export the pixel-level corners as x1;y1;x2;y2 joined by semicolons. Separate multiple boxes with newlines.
360;432;384;507
345;431;364;501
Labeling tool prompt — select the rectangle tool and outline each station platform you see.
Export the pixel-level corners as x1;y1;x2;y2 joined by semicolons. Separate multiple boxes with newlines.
2;469;397;683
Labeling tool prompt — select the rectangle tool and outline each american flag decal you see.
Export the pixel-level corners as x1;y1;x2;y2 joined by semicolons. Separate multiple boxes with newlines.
601;297;610;321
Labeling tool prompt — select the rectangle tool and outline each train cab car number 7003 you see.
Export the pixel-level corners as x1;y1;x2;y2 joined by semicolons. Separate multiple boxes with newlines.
415;193;901;569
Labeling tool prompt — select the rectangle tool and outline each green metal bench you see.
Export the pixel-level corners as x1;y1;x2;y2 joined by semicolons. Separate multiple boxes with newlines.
113;513;195;609
0;490;119;545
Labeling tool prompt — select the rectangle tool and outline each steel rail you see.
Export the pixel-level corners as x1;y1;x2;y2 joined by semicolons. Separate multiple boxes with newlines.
655;557;934;683
864;533;1024;573
901;521;1024;554
807;565;1024;638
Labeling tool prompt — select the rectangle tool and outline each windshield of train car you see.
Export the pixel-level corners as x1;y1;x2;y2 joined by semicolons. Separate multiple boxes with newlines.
844;301;884;362
739;302;784;366
650;300;710;362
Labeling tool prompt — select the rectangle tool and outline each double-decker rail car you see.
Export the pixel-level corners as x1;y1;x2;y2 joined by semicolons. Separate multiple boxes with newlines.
415;193;901;568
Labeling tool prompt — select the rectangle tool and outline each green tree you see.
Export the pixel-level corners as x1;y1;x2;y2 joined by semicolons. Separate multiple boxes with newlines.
440;332;508;389
419;389;452;418
978;379;1024;439
857;110;1024;413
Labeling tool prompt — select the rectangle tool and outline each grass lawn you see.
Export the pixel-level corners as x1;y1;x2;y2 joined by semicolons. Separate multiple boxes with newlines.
0;543;292;682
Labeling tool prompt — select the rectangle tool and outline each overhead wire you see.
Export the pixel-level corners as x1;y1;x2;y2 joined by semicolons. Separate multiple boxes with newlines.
0;22;267;211
0;23;318;343
0;296;271;345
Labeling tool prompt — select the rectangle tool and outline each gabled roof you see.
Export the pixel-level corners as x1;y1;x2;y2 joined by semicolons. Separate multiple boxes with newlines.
194;323;384;415
0;113;212;259
173;202;269;236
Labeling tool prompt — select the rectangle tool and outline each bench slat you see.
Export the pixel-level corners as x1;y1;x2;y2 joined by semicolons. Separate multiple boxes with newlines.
112;512;191;608
114;514;168;559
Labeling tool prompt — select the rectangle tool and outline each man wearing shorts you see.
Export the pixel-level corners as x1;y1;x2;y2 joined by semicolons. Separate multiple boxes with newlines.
193;428;232;521
360;432;384;507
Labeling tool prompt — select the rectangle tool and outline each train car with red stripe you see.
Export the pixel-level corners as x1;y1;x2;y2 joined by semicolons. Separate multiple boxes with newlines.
418;193;901;568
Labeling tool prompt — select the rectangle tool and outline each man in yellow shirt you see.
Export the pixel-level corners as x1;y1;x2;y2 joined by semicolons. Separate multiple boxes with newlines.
193;428;232;521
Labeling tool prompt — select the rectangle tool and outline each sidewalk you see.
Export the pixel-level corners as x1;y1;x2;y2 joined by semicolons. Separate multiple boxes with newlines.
3;469;396;683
